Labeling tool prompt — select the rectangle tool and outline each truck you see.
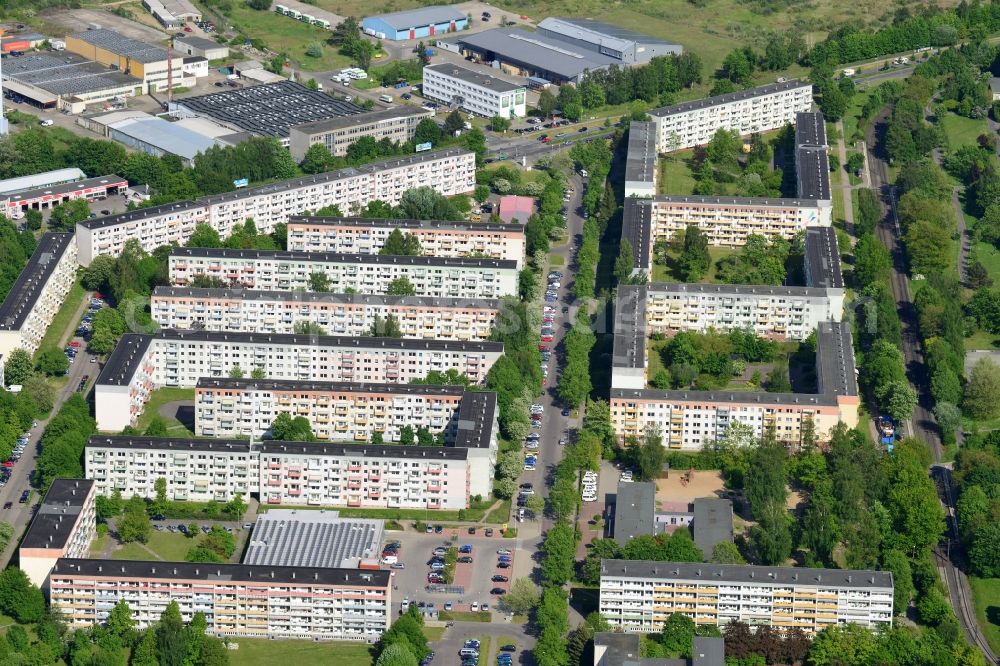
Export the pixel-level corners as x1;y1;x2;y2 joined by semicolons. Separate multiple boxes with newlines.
876;415;895;451
841;68;856;77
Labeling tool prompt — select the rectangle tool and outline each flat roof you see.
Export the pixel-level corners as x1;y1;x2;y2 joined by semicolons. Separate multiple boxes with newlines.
651;194;821;208
456;28;617;80
804;227;843;289
692;497;733;559
4;175;127;205
646;282;831;298
3;51;142;96
614;481;655;545
71;29;169;64
424;63;524;93
796;145;831;201
649;79;810;117
453;390;497;450
171;247;517;269
540;17;679;49
612;285;647;371
258;440;470;460
174;35;222;51
621;199;653;271
288;215;521;233
600;559;893;589
174;81;364;138
244;511;384;568
0;168;86;195
152;286;502;310
290;106;432;136
87;435;255;454
196;377;468;396
795;111;826;148
611;387;842;407
815;321;858;397
0;233;75;332
20;479;94;551
108;117;219;161
364;5;466;31
625;121;657;184
79;200;204;230
53;558;392;588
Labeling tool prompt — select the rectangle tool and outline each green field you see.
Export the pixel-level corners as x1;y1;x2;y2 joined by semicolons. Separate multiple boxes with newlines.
134;387;196;435
659;153;698;195
969;576;1000;655
651;246;737;283
228;638;375;666
34;281;85;360
112;529;197;562
939;112;989;152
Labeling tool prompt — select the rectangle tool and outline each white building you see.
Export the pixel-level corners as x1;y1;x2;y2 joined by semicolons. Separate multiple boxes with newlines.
599;559;893;634
18;480;96;589
286;216;526;264
650;80;813;152
422;63;527;119
150;287;502;340
0;233;79;360
93;330;504;432
168;248;519;299
50;559;391;641
74;149;477;266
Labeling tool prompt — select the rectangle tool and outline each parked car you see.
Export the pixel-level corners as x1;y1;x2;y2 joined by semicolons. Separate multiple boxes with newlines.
491;574;509;582
490;587;507;595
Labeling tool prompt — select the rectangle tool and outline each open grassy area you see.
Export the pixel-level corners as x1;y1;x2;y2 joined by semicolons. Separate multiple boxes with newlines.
842;89;872;144
34;281;85;359
969;576;1000;655
227;638;375;666
133;387;196;435
112;529;196;562
659;152;697;195
482;498;511;524
939;111;989;152
651;246;737;283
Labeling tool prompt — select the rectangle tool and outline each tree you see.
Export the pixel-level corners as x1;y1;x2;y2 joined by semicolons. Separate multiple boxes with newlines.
766;366;791;393
106;600;135;637
380;229;421;255
969;522;1000;577
350;39;377;70
117;507;151;544
293;320;326;336
386;277;416;296
269;412;315;441
879;380;917;423
710;541;745;564
965;357;1000;419
4;348;33;385
443;111;465;136
882;549;914;614
247;0;271;8
144;416;168;437
305;41;323;58
679;225;711;281
309;272;331;292
538;90;557;118
375;643;418;666
398;424;415;446
36;346;69;376
131;629;158;666
660;613;695;657
156;601;186;666
48;198;92;231
498;577;541;614
300;144;335;174
489;115;512;133
0;567;46;623
636;428;665;481
187;223;223;248
721;48;753;85
615;238;635;284
904;219;951;275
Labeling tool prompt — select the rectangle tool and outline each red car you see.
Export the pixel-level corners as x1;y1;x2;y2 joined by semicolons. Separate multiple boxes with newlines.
541;334;553;342
68;340;81;348
538;345;549;352
184;25;193;31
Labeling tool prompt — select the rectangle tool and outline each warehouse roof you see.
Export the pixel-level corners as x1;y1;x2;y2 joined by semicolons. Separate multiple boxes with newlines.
288;215;520;233
71;29;170;63
53;558;392;587
290;105;432;135
457;28;617;80
539;17;679;49
171;247;517;269
108;116;219;161
424;63;524;93
2;51;142;96
174;35;221;51
244;511;384;568
173;80;364;137
600;559;893;588
20;480;94;551
0;168;86;195
0;233;75;332
364;6;466;31
152;286;502;310
649;79;810;117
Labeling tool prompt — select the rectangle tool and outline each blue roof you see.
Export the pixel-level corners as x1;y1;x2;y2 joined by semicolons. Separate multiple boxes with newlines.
363;6;465;31
108;116;219;160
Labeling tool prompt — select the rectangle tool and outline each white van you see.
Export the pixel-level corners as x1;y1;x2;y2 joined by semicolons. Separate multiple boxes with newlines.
379;94;393;103
381;554;398;565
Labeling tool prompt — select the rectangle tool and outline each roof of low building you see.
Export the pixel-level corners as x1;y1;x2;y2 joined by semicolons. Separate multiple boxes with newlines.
363;5;466;31
243;511;384;568
692;497;733;559
455;28;617;80
289;105;432;136
175;35;225;51
614;481;656;545
424;63;524;93
107;116;219;161
71;29;170;63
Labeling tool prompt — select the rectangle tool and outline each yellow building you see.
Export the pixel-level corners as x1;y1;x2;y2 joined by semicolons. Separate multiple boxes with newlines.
66;29;186;92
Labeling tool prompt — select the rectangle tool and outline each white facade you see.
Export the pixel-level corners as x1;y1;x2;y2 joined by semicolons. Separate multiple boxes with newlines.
50;559;391;641
422;64;527;119
0;233;78;360
599;560;893;634
74;149;477;265
18;480;97;589
286;217;526;264
651;80;812;152
150;287;501;340
168;249;519;299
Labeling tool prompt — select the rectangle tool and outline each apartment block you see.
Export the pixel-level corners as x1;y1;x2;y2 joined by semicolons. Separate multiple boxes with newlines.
94;330;503;431
649;80;812;152
0;233;78;360
599;560;893;634
286;216;526;263
288;106;434;160
18;479;96;589
74;149;476;265
150;287;502;340
50;559;391;640
422;63;527;119
168;248;518;300
624;121;658;198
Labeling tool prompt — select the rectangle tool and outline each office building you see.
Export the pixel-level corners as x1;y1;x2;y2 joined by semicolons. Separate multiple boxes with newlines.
649;80;813;152
599;559;893;633
0;233;78;359
168;248;518;299
18;480;96;589
362;6;467;40
613;481;656;546
50;559;391;640
624;121;658;198
75;149;477;265
536;17;681;64
286;215;525;263
65;29;195;93
422;63;526;119
288;106;433;160
93;330;503;431
1;175;127;217
243;511;384;568
150;287;502;340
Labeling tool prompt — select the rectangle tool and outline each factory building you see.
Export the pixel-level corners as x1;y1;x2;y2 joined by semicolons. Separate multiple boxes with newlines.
362;6;467;41
535;17;681;64
65;29;197;93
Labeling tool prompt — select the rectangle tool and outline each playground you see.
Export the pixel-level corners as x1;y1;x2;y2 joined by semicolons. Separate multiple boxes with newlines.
654;469;730;509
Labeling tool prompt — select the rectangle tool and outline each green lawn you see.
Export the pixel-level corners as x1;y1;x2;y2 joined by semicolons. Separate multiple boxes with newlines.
550;254;565;267
483;499;511;524
651;246;738;284
969;576;1000;656
974;240;1000;283
842;89;872;144
830;159;846;223
939;112;989;151
227;638;375;666
133;387;196;435
34;281;85;359
965;328;1000;351
112;530;195;562
659;152;697;195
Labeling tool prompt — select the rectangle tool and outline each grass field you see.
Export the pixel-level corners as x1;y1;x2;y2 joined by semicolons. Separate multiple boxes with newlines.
134;387;196;435
228;638;375;666
483;498;511;524
659;152;697;195
939;111;989;152
842;90;873;144
969;576;1000;655
651;246;737;283
112;529;196;562
34;281;85;359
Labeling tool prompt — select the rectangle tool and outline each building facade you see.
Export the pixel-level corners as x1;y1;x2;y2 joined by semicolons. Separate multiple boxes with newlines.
167;248;518;299
18;479;96;589
65;29;193;93
2;175;127;217
422;63;527;119
650;80;813;152
0;233;79;359
362;6;467;40
288;106;434;160
286;216;526;263
150;287;502;340
599;560;893;634
75;149;477;265
50;559;391;640
93;330;503;432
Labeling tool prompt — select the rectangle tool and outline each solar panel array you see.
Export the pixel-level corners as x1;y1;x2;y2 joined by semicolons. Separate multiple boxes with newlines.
4;52;140;96
243;514;384;568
